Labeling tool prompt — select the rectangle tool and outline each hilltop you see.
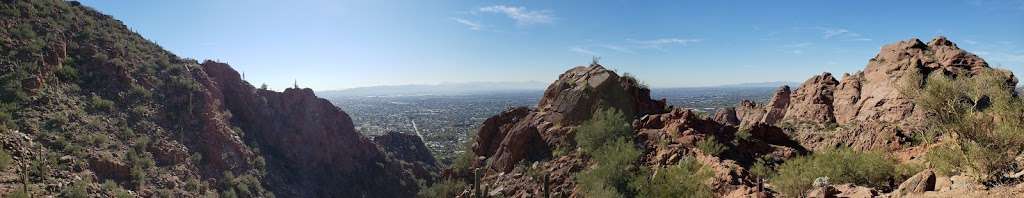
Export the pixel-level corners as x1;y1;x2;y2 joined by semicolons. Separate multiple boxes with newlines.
0;1;435;197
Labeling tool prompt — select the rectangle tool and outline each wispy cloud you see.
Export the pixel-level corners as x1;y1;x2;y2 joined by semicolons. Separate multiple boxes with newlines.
784;42;813;48
813;27;870;41
478;5;553;25
570;47;598;56
601;44;635;54
451;17;482;30
629;38;702;50
570;38;702;55
966;0;1024;11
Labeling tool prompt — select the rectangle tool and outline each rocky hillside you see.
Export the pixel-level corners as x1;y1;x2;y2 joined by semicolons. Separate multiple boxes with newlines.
438;37;1024;198
0;1;434;197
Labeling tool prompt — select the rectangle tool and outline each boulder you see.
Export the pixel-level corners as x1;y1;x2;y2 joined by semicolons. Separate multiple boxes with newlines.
896;169;936;195
714;107;741;126
784;72;838;124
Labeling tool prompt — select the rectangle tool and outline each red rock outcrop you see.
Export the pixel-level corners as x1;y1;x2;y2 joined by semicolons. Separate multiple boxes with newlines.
736;100;766;128
713;107;741;126
832;37;1000;127
202;61;420;197
784;73;838;124
472;64;666;173
761;86;791;125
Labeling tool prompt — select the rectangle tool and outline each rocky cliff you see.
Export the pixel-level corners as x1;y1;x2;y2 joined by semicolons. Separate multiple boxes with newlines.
202;61;421;197
0;1;432;197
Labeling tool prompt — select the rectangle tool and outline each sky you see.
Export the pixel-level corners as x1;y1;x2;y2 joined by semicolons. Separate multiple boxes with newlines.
78;0;1024;90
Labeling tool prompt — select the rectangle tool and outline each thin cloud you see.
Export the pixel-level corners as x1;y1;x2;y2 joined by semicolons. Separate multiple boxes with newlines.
569;47;598;56
784;42;813;48
451;17;482;30
813;27;870;41
629;38;702;50
601;44;635;54
478;5;553;25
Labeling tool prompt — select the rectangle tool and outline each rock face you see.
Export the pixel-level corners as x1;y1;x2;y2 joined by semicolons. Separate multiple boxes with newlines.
736;100;766;128
472;64;666;173
784;73;838;124
712;37;1011;152
203;61;421;197
713;107;741;126
374;131;440;183
832;37;1001;127
761;86;791;125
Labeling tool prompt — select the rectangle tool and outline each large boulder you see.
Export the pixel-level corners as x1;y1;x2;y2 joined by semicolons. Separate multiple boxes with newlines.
896;169;937;195
760;86;791;125
784;73;838;124
713;107;741;126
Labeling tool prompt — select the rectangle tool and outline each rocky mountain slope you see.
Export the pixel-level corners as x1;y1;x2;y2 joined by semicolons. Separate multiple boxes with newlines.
0;1;435;197
443;36;1024;197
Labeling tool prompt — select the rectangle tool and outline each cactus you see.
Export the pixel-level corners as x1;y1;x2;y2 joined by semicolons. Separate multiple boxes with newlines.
474;168;482;198
542;173;550;198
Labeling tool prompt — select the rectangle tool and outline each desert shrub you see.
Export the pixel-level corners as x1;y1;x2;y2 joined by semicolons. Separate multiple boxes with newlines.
575;108;632;154
909;69;1024;181
63;179;89;198
770;148;900;197
696;136;726;156
89;94;115;112
417;179;467;198
750;156;777;181
8;188;29;198
102;180;131;198
633;158;714;198
576;138;642;197
57;64;79;82
0;148;11;170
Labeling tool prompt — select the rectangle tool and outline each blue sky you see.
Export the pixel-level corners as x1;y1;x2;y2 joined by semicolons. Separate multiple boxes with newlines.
78;0;1024;90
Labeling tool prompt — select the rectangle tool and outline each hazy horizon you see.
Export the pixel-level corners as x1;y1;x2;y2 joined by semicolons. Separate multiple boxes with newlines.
78;0;1024;90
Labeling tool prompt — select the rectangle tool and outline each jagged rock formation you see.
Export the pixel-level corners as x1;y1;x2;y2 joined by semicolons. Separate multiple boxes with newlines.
717;36;1011;151
0;1;433;197
472;64;666;173
462;64;667;197
784;73;838;124
713;107;740;126
761;85;791;125
203;61;421;197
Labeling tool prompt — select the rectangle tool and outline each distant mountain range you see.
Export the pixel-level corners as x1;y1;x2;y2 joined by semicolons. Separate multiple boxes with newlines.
319;81;801;97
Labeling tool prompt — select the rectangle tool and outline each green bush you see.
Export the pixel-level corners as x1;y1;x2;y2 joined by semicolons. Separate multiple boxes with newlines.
575;108;632;154
417;179;467;198
909;69;1024;181
695;136;726;156
633;158;714;198
576;138;642;197
0;148;11;170
63;179;89;198
89;95;115;112
770;148;900;197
